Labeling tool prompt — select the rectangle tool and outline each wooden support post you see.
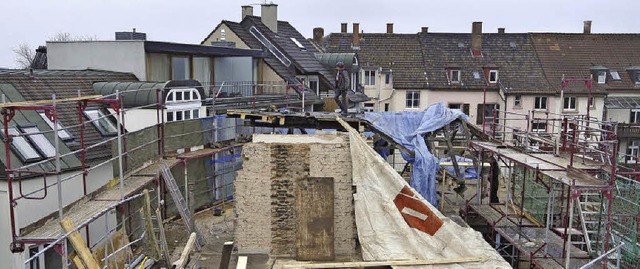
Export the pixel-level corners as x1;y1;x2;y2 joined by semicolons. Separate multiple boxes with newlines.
172;232;197;269
219;241;234;269
59;218;101;269
143;189;161;260
155;208;171;265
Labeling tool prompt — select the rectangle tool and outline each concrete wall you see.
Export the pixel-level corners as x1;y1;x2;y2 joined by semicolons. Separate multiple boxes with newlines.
0;163;114;268
235;134;356;258
47;41;147;80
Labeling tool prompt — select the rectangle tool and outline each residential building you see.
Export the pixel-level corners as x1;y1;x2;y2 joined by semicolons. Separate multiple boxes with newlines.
0;69;137;268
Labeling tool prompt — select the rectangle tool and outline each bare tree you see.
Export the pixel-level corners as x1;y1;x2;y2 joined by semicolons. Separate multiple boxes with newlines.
48;32;97;42
13;43;35;69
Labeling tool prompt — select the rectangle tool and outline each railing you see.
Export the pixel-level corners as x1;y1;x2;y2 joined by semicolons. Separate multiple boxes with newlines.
616;123;640;138
579;242;624;269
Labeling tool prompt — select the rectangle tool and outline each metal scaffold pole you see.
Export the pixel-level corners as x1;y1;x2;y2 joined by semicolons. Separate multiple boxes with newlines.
116;90;125;200
53;94;69;268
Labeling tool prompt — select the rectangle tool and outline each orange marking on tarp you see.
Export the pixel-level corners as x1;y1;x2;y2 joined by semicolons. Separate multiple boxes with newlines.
393;186;444;236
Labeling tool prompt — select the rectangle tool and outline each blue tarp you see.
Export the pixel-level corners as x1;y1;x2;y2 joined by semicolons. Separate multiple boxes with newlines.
364;102;469;206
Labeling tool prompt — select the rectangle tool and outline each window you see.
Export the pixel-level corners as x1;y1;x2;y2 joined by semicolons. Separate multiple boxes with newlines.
21;126;56;158
449;103;470;115
385;73;391;84
472;71;481;80
476;104;500;125
563;96;577;110
489;70;499;83
531;121;547;132
588;97;595;108
597;71;606;84
627;140;640;162
84;109;118;136
384;103;390;111
514;95;522;108
406;91;420;109
172;57;191;80
29;246;40;269
610;70;621;80
450;69;461;83
364;70;376;86
364;103;375;112
38;112;72;141
165;88;202;122
534;97;547;110
6;127;41;162
630;109;640;123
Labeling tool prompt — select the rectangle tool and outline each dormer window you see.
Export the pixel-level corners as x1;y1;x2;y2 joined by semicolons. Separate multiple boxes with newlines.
597;71;607;84
590;65;608;84
489;70;499;83
626;66;640;85
450;69;461;83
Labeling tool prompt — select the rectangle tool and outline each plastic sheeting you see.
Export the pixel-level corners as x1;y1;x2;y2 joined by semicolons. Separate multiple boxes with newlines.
364;102;469;206
345;121;511;268
440;156;478;179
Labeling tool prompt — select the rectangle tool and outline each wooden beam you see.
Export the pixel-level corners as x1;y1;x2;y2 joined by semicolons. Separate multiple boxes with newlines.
219;241;234;269
172;232;197;269
59;218;101;269
282;256;489;268
143;189;161;260
0;95;103;108
236;256;248;269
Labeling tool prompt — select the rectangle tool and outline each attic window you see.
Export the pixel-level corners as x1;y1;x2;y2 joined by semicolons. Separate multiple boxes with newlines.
290;38;305;49
489;70;499;83
597;71;607;84
6;127;42;162
510;42;516;48
472;71;481;80
450;70;461;83
20;125;57;158
38;112;73;141
84;109;118;137
610;70;621;80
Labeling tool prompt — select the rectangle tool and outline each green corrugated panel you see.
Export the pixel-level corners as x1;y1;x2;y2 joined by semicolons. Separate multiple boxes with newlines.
93;81;166;108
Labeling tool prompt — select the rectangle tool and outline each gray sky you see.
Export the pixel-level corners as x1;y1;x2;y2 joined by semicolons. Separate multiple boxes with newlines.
2;0;639;69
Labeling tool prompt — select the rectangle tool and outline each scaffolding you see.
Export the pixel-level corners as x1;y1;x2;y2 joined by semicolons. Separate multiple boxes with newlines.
465;77;639;268
0;81;310;268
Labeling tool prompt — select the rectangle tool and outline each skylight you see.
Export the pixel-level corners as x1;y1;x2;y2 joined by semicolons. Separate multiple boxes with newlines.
290;38;305;49
610;70;621;80
7;127;41;162
250;26;292;67
473;71;481;80
21;126;57;158
84;109;118;136
38;112;73;141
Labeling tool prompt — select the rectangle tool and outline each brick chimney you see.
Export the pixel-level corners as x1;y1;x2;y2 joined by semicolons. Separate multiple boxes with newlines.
471;21;483;57
353;23;360;46
387;23;393;34
241;5;253;20
261;4;278;33
313;27;324;45
583;20;592;34
421;27;429;33
498;28;505;34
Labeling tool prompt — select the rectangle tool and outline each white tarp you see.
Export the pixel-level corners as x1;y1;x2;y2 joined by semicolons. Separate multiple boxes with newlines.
346;121;511;268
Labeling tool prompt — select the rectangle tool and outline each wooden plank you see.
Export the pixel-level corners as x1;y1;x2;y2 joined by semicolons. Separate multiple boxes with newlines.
172;232;197;269
282;256;489;268
59;218;101;269
219;241;234;269
155;208;171;265
236;256;248;269
295;177;334;261
0;95;103;108
142;189;161;260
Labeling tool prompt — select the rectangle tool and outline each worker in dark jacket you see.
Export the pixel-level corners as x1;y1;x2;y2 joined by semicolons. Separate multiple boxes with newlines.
334;62;350;115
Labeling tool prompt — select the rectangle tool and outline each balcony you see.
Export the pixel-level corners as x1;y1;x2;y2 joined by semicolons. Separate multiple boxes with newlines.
617;123;640;138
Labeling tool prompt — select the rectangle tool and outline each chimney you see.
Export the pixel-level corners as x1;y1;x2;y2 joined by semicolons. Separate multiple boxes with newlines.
313;27;324;45
387;23;394;34
341;23;348;33
241;5;253;20
498;28;505;34
583;20;592;34
421;27;429;33
471;21;483;57
261;4;278;33
353;23;360;46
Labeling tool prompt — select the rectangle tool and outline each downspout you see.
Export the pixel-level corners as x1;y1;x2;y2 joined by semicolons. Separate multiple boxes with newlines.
498;82;507;140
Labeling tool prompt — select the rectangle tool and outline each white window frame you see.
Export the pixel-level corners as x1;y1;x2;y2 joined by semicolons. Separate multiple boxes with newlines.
514;95;522;108
489;70;499;83
38;112;73;141
531;121;547;133
165;88;202;122
610;70;621;80
6;127;42;162
20;125;57;158
628;140;640;162
631;109;640;124
450;69;461;83
597;71;606;84
534;96;547;110
363;70;376;86
563;96;577;111
406;90;420;109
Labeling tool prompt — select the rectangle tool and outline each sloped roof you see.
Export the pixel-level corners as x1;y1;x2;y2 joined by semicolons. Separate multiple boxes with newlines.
325;33;424;89
531;33;640;93
420;33;553;93
0;69;138;162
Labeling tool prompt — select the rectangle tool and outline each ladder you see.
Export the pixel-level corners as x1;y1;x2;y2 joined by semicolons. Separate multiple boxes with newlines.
160;163;206;248
577;191;604;256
